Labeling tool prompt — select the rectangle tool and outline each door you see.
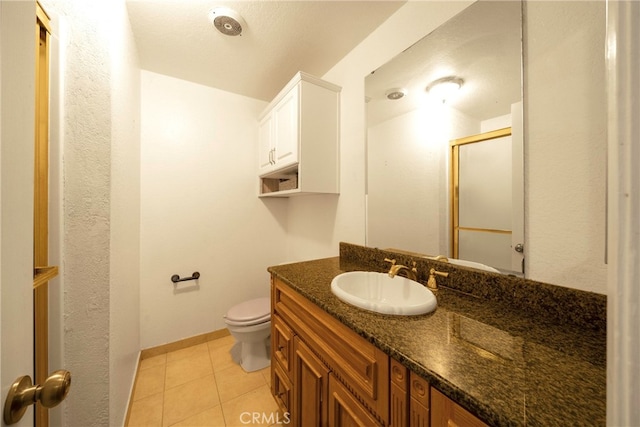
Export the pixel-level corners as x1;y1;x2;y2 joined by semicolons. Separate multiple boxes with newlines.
273;84;299;169
1;2;39;427
293;337;329;427
258;113;274;174
328;374;382;427
2;3;67;426
451;127;524;273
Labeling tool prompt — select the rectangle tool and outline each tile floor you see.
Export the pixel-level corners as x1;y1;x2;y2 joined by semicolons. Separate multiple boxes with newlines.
127;335;284;427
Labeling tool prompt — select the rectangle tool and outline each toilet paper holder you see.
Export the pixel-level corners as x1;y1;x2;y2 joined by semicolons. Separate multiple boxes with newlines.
171;272;200;283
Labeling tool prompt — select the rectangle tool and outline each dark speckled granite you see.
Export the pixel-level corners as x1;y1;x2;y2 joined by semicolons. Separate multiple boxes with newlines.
267;243;606;427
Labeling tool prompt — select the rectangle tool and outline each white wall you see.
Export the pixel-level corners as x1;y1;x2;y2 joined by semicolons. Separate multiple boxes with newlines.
139;71;288;349
285;1;474;262
525;1;607;292
108;2;141;425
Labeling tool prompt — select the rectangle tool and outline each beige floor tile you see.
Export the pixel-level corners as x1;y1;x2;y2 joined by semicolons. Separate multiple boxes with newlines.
169;405;226;427
134;365;166;401
208;334;235;350
215;363;267;403
128;392;164;427
140;354;167;371
167;343;209;363
221;384;280;427
163;375;220;427
208;338;237;373
259;367;271;387
165;350;214;390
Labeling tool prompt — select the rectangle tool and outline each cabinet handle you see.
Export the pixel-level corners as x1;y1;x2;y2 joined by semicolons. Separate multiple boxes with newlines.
270;148;276;165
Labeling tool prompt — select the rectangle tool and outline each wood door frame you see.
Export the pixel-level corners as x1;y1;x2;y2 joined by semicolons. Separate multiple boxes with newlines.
34;4;57;426
450;127;512;259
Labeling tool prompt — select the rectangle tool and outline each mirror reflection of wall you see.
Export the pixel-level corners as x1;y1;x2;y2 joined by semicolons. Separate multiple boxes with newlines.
365;0;607;292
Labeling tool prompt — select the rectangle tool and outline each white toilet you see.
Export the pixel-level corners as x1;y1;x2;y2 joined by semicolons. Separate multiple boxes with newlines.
223;297;271;372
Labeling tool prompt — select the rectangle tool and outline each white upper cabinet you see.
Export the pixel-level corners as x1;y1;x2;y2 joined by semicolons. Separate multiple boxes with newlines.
258;72;341;197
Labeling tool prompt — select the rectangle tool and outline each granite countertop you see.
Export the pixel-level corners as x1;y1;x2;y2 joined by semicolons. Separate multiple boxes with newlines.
268;255;606;427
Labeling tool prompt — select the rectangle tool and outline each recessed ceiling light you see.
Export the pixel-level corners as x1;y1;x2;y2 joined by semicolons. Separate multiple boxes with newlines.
385;88;407;100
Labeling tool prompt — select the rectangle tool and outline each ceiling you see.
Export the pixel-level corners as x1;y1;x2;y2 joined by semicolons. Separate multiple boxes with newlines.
366;0;522;126
126;0;406;101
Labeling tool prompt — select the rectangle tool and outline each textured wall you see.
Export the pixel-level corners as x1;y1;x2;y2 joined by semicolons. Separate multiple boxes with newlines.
524;1;607;293
58;1;112;425
39;0;142;425
139;71;287;349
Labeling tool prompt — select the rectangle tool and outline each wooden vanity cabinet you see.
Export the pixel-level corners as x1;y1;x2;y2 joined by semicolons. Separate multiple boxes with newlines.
271;277;389;426
270;275;489;427
390;359;430;427
329;373;383;426
431;388;488;427
391;358;488;427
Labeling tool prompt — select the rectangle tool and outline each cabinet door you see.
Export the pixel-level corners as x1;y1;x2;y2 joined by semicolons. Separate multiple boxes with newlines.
273;84;299;169
293;337;329;427
431;388;488;427
328;374;382;427
258;113;274;173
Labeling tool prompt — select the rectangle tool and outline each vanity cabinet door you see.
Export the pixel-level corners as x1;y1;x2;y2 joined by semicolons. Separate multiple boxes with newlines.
328;373;383;427
293;336;329;427
431;388;488;427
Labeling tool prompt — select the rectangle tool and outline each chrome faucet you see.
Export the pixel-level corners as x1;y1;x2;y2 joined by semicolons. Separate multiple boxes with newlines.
384;258;418;281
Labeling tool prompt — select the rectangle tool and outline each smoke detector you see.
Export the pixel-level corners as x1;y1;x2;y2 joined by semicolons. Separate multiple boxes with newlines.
209;7;246;36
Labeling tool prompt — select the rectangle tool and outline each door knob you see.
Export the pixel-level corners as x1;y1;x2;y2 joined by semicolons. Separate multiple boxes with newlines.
4;370;71;425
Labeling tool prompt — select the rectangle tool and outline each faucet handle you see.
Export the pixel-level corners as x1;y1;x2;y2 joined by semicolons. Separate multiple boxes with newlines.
384;258;396;266
427;268;449;291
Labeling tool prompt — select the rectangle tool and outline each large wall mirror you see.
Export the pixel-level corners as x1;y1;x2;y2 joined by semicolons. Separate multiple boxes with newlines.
365;0;607;290
366;1;523;274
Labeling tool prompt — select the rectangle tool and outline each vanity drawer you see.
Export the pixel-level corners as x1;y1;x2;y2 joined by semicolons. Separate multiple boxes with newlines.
273;277;389;423
272;360;292;416
272;313;294;375
410;372;430;408
391;358;408;390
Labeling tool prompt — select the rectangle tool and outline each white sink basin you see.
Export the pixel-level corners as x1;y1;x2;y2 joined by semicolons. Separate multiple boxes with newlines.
330;271;437;316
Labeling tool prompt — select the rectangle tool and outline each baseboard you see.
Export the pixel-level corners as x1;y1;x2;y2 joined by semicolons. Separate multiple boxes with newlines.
140;328;231;360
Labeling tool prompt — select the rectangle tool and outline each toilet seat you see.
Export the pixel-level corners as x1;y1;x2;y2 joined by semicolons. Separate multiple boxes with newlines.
224;297;270;326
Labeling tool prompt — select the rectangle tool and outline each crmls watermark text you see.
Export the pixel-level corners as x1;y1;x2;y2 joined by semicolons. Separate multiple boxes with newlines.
239;411;291;425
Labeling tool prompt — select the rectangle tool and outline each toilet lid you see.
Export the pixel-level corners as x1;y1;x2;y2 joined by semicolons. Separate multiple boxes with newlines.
225;297;271;326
